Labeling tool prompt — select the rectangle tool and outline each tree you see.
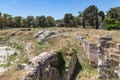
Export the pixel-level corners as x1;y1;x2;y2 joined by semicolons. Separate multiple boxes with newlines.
13;16;22;28
7;15;13;28
77;11;83;27
98;11;105;29
3;13;11;28
35;16;40;27
0;16;5;29
83;5;98;29
55;19;64;27
98;11;105;21
74;16;81;27
107;7;120;21
39;16;46;27
104;18;120;30
64;13;76;27
0;12;2;17
0;12;2;29
26;16;35;28
81;11;86;28
46;16;55;27
21;18;27;28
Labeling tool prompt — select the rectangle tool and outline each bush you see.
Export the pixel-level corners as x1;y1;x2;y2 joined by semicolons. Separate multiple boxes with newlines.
104;18;120;30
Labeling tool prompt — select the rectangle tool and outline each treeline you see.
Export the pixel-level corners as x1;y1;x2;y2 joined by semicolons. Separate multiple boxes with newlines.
0;5;120;30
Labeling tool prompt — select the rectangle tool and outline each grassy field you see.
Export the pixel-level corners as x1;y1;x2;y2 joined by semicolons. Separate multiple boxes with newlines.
0;28;120;80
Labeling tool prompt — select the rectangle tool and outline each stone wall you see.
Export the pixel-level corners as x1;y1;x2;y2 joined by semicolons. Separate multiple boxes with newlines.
19;51;77;80
63;53;77;80
74;34;120;80
82;40;98;67
19;51;59;80
98;36;120;80
74;34;98;67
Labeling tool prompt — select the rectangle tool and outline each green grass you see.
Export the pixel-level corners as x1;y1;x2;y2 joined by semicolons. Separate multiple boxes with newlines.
74;46;97;80
0;37;9;43
34;41;51;55
11;42;24;52
22;35;34;41
56;49;65;76
0;52;17;67
0;42;28;70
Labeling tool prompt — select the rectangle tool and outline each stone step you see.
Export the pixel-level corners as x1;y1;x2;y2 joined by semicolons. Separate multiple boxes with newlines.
117;44;120;50
99;35;112;41
110;53;120;57
112;49;120;54
110;53;120;60
109;58;120;63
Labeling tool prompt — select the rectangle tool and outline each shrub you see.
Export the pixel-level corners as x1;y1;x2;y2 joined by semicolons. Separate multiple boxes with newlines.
104;18;120;30
56;49;65;76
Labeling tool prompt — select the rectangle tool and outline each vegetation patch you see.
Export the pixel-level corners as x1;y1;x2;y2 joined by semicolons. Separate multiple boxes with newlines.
56;49;65;76
10;42;24;52
0;52;17;68
105;18;120;30
34;41;51;55
0;37;9;43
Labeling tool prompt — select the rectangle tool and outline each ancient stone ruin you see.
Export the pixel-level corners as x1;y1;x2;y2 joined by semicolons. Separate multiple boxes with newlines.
98;36;120;80
18;30;120;80
19;50;77;80
74;34;120;80
34;30;67;43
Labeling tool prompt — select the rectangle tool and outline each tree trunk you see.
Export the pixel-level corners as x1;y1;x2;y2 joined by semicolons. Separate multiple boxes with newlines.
83;18;85;28
96;14;99;29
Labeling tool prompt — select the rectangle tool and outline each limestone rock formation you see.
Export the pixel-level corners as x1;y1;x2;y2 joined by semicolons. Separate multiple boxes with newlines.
0;46;19;73
34;30;57;43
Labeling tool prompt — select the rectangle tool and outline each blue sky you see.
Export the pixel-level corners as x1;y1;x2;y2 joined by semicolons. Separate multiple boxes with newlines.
0;0;120;19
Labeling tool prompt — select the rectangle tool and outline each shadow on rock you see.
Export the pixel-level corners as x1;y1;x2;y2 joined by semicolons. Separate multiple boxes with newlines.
70;56;82;80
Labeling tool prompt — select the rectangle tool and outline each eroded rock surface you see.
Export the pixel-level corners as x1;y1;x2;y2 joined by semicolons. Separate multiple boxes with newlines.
0;46;18;73
34;30;56;43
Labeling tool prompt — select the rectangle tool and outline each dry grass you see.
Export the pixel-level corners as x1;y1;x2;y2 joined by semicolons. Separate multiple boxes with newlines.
0;28;120;80
0;70;24;80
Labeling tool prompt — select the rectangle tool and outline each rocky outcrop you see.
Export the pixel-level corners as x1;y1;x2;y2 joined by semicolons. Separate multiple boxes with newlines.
34;30;67;43
0;46;19;73
73;34;98;67
34;30;56;43
20;51;58;80
19;50;77;80
98;36;120;80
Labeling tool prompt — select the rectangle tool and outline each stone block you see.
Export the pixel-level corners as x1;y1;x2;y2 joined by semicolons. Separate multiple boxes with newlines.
113;49;120;55
99;35;112;41
117;44;120;50
73;34;86;41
